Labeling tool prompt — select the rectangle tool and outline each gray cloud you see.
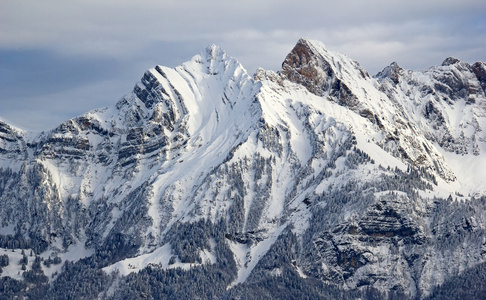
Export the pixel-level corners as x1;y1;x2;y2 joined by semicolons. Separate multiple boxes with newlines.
1;0;485;130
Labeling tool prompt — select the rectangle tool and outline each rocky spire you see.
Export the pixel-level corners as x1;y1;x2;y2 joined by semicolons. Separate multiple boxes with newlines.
280;38;334;96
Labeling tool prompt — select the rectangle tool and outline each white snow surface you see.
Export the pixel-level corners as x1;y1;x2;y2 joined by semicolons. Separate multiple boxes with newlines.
103;242;216;276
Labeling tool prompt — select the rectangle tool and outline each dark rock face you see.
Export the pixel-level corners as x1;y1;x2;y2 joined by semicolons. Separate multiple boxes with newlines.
423;101;445;129
280;39;361;110
281;39;333;97
434;65;470;102
472;61;486;94
358;201;421;241
307;193;426;288
0;121;25;158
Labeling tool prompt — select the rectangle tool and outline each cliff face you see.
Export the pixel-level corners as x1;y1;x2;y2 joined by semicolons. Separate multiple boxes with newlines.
0;38;485;299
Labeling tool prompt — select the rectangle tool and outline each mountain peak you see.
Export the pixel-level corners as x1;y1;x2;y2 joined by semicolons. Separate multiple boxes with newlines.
442;57;461;66
204;44;227;62
293;37;328;51
280;38;331;72
375;61;403;84
280;38;370;101
280;38;337;96
184;44;246;78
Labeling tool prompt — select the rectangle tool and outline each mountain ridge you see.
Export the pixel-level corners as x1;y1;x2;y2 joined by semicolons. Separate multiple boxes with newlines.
0;38;485;299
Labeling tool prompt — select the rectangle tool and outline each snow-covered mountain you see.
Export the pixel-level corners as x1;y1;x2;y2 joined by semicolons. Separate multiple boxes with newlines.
1;38;486;299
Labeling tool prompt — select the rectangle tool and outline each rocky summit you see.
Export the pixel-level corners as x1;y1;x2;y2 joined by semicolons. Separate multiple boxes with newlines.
0;38;486;299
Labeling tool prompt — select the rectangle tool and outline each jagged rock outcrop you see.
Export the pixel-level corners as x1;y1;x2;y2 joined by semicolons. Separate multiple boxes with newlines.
377;55;486;158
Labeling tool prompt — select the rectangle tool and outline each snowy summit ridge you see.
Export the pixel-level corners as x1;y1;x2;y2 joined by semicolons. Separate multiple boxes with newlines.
0;38;486;299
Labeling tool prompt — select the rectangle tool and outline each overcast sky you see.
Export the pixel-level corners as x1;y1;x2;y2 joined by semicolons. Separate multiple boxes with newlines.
1;0;485;131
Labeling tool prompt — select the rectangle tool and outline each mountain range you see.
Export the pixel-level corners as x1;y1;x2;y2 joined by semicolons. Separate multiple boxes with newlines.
1;38;486;299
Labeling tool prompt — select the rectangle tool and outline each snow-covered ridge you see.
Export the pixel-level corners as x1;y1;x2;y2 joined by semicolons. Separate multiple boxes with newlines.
279;39;459;182
376;55;486;195
0;38;485;298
